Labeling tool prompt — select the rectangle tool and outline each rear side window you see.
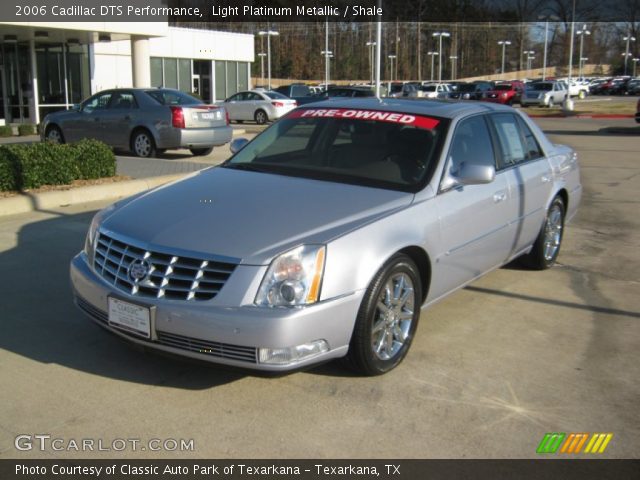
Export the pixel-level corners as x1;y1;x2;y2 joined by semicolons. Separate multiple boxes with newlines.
109;92;137;109
490;114;528;168
448;115;495;176
516;117;544;160
291;85;311;97
145;90;200;106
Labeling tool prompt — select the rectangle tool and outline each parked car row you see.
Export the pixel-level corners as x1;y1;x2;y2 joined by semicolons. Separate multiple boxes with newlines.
589;77;640;96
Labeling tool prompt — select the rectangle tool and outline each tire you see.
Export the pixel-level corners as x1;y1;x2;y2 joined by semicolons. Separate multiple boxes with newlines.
131;130;156;158
346;253;422;376
521;196;565;270
254;109;268;125
190;147;213;156
155;148;166;156
45;125;64;144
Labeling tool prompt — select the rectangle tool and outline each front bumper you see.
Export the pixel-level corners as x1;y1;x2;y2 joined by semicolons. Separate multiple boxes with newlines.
70;253;361;371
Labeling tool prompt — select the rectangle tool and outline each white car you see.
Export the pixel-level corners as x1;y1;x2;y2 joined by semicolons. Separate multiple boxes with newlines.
411;83;450;99
521;81;568;108
222;90;297;124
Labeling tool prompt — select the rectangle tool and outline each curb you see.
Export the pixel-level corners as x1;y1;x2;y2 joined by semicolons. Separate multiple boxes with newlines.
0;173;187;219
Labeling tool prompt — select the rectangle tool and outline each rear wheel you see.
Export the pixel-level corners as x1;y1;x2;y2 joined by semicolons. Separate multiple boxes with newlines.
521;196;565;270
131;130;156;158
190;147;213;156
346;253;422;376
45;125;64;144
254;109;268;125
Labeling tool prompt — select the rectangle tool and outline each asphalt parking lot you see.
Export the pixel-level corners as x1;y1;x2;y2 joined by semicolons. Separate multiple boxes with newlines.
0;117;638;459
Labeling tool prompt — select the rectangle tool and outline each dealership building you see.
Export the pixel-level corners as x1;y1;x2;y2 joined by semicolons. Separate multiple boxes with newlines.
0;22;254;125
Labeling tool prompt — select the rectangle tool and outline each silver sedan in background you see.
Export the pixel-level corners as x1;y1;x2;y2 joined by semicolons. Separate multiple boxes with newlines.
41;88;232;157
222;90;297;124
71;99;581;375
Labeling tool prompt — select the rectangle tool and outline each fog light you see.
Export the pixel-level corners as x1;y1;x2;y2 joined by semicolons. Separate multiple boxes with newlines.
258;340;329;365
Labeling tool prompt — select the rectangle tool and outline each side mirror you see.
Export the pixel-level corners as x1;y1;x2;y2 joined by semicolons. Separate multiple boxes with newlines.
455;162;495;185
230;137;249;154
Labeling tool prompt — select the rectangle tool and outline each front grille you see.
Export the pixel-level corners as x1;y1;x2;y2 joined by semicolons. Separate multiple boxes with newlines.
93;231;237;301
75;296;257;364
157;331;257;363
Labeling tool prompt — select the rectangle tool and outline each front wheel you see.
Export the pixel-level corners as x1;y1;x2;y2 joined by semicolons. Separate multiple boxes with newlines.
190;147;213;156
521;196;565;270
45;125;64;144
346;253;422;376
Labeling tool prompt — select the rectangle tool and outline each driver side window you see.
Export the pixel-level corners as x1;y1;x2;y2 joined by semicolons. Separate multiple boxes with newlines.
441;115;495;191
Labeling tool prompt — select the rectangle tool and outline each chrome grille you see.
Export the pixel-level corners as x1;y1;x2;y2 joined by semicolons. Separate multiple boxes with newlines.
93;231;237;301
157;331;257;363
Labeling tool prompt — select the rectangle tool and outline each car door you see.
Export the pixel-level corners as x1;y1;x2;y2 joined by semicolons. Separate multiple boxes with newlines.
246;92;264;119
224;92;245;120
100;91;138;148
488;113;554;256
430;114;518;299
66;91;113;142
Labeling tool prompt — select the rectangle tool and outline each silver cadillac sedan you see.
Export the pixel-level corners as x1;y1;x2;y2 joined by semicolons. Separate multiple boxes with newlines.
70;99;581;375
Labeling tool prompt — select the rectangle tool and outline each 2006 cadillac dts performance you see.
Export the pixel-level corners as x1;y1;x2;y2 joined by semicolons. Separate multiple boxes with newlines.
70;99;581;375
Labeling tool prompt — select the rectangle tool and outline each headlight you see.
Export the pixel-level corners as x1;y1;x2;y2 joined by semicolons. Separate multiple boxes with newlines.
84;203;117;264
255;245;326;307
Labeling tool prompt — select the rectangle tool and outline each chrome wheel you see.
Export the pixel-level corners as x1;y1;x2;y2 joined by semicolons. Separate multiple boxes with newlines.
133;132;152;157
543;204;563;261
372;273;415;361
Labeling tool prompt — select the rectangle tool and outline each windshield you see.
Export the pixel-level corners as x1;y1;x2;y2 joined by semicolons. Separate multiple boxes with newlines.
420;85;437;92
223;108;447;192
494;84;512;91
529;83;553;91
458;84;477;92
144;89;201;105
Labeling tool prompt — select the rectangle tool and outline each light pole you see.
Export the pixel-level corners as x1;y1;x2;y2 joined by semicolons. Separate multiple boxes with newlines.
322;19;330;89
258;29;279;90
427;51;438;82
580;57;588;76
576;25;591;80
321;50;333;87
498;40;511;75
388;54;397;81
623;34;636;75
633;58;640;77
523;50;535;76
449;55;458;80
257;52;266;86
538;14;559;80
366;41;376;84
432;32;450;82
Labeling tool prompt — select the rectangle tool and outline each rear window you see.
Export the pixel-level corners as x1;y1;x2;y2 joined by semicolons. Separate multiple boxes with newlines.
529;83;553;91
145;89;201;105
223;108;448;192
264;91;289;100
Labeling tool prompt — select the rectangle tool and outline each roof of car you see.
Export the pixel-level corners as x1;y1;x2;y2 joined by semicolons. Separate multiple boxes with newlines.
300;97;514;120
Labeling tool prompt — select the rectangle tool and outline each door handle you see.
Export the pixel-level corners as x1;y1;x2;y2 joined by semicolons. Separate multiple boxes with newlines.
541;175;551;183
493;191;507;203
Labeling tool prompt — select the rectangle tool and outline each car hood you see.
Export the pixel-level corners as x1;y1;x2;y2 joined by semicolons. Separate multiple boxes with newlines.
101;167;414;265
45;110;78;121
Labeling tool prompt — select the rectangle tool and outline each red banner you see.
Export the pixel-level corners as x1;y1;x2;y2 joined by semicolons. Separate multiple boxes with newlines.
286;108;440;130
